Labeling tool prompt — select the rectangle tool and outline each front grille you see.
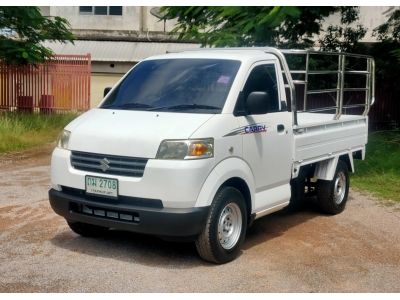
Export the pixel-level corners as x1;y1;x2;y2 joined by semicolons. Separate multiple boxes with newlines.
70;151;148;177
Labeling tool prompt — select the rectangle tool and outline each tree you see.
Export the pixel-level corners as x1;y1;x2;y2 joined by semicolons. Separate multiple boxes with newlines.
160;6;364;50
373;8;400;61
319;7;367;52
0;6;74;64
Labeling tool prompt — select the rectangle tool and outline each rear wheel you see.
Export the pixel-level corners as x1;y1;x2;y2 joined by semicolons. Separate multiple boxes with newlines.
67;221;109;237
195;186;247;264
317;160;349;215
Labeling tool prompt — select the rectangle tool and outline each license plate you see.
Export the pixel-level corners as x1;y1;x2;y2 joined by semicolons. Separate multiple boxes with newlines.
85;176;118;198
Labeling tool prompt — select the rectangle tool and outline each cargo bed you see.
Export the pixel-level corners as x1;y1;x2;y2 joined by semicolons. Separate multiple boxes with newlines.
294;113;367;163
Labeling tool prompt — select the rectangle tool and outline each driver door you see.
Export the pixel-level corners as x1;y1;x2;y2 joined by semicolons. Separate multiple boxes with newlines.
236;61;293;213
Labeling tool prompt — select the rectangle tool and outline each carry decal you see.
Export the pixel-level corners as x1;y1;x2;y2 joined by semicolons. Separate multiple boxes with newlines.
223;123;268;137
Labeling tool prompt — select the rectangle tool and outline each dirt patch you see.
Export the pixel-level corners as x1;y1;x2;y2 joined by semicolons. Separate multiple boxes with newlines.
0;143;54;170
0;146;400;292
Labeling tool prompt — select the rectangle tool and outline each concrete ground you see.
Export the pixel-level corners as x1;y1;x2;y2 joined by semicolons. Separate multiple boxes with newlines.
1;145;399;292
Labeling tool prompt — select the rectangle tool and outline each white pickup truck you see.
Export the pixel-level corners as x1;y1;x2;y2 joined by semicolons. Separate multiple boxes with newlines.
49;47;375;263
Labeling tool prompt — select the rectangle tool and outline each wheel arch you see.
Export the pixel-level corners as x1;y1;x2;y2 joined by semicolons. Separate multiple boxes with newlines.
339;153;354;173
313;152;354;181
220;177;252;223
195;157;255;216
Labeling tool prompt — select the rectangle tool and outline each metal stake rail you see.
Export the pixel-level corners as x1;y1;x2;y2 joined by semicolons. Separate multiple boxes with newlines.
280;49;375;124
170;47;375;126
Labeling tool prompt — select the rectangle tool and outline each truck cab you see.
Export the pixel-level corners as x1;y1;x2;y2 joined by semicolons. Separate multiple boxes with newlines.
49;48;375;263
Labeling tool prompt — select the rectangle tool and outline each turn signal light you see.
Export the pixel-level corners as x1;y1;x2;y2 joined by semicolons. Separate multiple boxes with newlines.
189;143;209;157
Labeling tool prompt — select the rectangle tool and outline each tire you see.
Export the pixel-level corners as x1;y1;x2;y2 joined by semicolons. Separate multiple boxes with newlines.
67;221;109;237
195;186;247;264
317;160;349;215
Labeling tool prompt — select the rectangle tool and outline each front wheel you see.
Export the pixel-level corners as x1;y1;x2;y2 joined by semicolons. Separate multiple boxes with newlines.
317;160;350;215
195;186;247;264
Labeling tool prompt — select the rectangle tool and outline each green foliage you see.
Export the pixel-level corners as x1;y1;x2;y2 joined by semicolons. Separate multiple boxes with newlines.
161;7;298;47
0;7;74;64
0;112;77;153
319;9;367;53
373;8;400;63
374;9;400;42
352;131;400;202
161;6;362;49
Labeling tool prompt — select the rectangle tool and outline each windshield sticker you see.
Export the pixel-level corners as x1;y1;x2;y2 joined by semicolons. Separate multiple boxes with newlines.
217;75;231;84
223;123;268;137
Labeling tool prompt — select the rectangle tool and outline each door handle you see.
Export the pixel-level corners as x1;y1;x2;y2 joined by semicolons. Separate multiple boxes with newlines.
277;124;285;133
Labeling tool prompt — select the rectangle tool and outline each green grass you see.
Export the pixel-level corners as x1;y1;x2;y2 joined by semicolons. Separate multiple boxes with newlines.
0;112;398;202
351;131;400;202
0;112;78;154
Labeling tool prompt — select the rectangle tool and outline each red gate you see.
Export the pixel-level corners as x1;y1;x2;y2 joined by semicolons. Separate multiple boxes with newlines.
0;54;91;113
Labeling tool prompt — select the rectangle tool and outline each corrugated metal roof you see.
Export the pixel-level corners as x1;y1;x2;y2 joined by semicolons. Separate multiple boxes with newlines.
42;40;201;62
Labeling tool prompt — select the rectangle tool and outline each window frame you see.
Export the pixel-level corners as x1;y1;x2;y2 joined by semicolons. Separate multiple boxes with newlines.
234;61;282;116
79;6;123;16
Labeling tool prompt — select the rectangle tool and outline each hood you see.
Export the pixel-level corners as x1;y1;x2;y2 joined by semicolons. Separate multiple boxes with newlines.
66;108;214;158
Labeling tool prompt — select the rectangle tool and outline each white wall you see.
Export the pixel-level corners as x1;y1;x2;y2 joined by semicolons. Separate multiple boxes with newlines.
48;6;177;33
50;6;141;31
91;73;123;107
43;6;399;41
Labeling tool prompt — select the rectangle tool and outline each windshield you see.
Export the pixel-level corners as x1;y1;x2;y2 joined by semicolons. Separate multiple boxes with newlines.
101;59;241;113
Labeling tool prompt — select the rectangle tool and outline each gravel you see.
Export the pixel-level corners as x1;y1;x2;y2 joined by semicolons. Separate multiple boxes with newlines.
1;145;399;292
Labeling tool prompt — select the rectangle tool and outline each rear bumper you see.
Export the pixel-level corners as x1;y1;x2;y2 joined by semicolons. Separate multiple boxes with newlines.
49;189;209;237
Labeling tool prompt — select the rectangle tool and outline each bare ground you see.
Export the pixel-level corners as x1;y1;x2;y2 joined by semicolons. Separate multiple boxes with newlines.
0;145;399;292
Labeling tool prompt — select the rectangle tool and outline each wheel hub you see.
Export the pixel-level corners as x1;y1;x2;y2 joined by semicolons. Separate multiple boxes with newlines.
334;171;346;204
218;203;242;250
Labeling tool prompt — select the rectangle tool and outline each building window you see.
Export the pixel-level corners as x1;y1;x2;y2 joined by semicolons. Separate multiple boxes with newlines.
79;6;92;14
94;6;107;15
79;6;123;16
109;6;123;15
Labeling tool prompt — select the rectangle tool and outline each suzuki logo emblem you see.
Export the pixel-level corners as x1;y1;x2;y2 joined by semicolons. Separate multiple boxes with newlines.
100;158;110;172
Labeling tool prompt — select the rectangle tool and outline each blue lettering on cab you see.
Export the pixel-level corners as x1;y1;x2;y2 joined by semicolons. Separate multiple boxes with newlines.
244;124;267;134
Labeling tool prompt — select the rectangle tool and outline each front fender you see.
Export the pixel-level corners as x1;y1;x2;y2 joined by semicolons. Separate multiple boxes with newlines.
195;157;255;209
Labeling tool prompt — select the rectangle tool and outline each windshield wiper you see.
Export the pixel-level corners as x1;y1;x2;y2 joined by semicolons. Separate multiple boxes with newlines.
148;104;221;111
102;103;153;110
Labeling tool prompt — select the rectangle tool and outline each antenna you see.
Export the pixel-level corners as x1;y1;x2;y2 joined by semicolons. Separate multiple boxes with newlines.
150;7;167;32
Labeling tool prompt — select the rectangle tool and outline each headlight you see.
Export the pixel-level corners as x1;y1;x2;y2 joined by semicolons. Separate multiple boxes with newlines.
57;130;71;149
156;138;214;160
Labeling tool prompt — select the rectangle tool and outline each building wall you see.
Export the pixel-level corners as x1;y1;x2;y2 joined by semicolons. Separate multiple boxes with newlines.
91;73;124;107
91;62;136;107
48;6;177;33
44;6;400;43
92;61;134;74
322;6;398;43
50;6;140;31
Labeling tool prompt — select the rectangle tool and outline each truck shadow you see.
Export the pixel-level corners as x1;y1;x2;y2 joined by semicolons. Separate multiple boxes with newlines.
50;200;321;268
244;202;321;251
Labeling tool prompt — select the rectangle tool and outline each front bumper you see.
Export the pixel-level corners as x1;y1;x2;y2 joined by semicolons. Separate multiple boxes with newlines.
49;189;209;237
51;147;213;208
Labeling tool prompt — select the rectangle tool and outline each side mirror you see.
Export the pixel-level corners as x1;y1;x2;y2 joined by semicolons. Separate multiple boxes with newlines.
103;87;112;97
245;91;270;115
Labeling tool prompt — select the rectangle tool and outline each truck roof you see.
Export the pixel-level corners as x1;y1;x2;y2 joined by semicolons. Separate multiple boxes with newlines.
144;49;278;63
146;47;373;61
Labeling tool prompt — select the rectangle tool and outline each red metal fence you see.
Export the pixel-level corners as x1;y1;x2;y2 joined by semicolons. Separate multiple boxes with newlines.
0;54;91;113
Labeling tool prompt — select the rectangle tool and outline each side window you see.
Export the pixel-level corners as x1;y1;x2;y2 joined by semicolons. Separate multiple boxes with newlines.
236;64;280;114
